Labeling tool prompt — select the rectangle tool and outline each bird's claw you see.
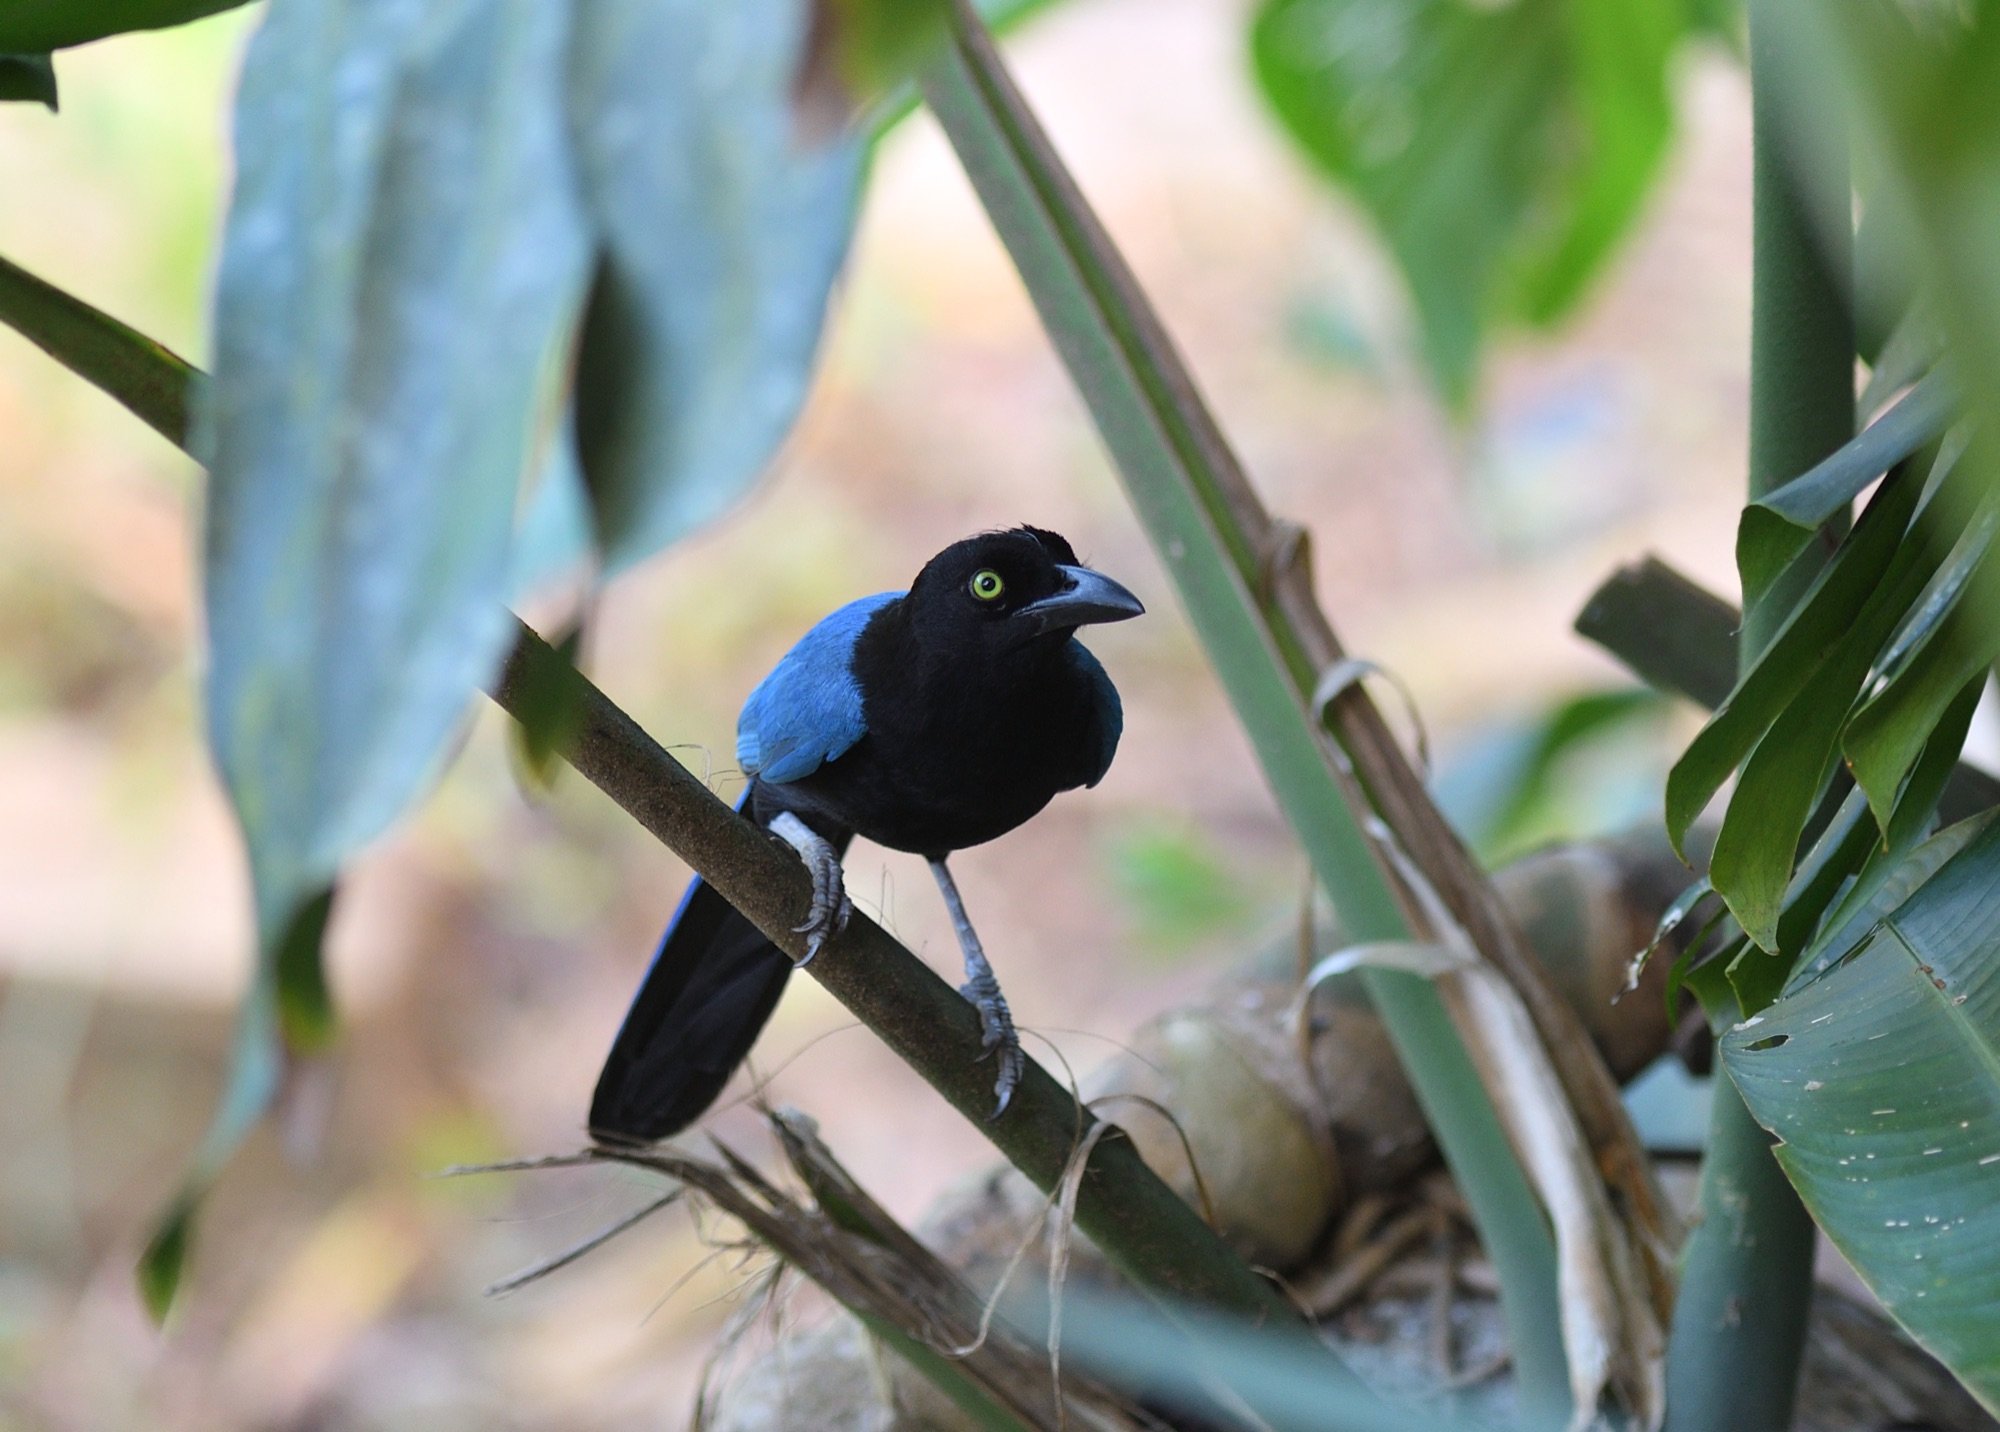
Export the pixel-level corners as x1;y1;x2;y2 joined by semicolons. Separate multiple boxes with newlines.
769;812;851;967
960;974;1023;1119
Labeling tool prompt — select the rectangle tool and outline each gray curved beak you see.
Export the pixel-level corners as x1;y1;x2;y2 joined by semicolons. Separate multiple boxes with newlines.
1017;564;1146;635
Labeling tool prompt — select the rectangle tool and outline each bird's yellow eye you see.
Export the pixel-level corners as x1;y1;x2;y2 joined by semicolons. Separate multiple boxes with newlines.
970;569;1005;602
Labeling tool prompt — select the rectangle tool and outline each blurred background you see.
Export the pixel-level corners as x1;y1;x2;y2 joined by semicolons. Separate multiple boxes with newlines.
1;1;1771;1426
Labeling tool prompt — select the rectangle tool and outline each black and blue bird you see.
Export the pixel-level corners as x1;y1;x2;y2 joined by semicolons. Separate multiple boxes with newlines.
590;527;1145;1144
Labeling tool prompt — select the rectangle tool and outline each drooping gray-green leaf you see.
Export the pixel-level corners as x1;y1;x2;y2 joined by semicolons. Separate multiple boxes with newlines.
0;53;56;107
190;0;589;1313
203;0;589;928
1724;814;2000;1416
0;253;197;444
1736;372;1956;614
565;0;864;572
138;882;332;1320
1250;0;1689;409
0;0;249;52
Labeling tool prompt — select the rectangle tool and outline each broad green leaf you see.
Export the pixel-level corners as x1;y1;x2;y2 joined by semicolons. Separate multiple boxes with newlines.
0;252;198;445
1665;461;1923;854
1675;928;1743;1024
566;0;863;571
203;0;588;922
1873;487;1997;686
1788;697;1988;996
1723;814;2000;1416
1250;0;1686;409
0;53;55;107
1736;372;1956;614
0;0;249;52
1708;511;1943;952
1724;787;1871;1013
1846;550;2000;829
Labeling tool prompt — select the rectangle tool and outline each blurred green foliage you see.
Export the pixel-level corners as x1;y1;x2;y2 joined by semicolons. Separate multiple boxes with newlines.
1251;0;1726;410
1102;822;1257;955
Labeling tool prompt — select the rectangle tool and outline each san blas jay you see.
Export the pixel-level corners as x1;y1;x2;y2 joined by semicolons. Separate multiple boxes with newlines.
590;527;1145;1143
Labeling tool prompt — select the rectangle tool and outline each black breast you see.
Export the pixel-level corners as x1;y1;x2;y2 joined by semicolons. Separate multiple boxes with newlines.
769;614;1108;860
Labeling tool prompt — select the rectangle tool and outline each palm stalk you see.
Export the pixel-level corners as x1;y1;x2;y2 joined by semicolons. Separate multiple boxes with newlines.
1661;2;1850;1426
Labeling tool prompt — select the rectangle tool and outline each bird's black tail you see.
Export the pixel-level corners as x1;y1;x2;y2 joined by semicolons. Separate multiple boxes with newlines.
589;792;850;1144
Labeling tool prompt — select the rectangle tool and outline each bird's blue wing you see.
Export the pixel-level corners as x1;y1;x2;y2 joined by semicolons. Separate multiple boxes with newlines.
737;591;899;784
1066;640;1123;788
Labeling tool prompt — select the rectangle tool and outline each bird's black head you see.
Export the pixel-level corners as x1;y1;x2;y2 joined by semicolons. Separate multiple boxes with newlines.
904;527;1144;651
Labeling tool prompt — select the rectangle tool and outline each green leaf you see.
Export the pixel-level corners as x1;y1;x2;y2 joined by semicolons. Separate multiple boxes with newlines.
1630;874;1718;997
0;53;55;108
1707;441;1987;952
0;252;198;445
1788;694;1987;997
1437;687;1669;862
1723;814;2000;1416
137;1195;197;1324
202;0;589;933
1250;0;1686;409
566;0;863;571
1707;513;1940;951
1859;298;1945;419
274;884;338;1051
813;0;951;102
0;0;249;52
1666;460;1924;855
138;962;288;1319
1724;787;1871;1013
505;619;589;791
1872;479;1994;684
1845;544;2000;830
1736;372;1956;615
1789;808;1996;998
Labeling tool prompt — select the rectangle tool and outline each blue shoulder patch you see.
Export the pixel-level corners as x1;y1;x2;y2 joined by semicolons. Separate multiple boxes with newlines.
1066;640;1123;788
737;592;899;785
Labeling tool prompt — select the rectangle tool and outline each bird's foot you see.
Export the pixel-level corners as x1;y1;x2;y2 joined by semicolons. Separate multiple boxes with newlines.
959;972;1023;1119
769;812;850;966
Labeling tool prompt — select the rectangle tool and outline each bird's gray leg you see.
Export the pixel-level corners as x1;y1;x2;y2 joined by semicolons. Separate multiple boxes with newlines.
769;812;851;967
928;859;1023;1118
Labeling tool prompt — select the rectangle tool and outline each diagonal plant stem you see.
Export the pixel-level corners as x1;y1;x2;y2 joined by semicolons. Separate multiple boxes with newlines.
0;251;199;447
1661;2;1850;1427
918;3;1687;1419
488;624;1387;1403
